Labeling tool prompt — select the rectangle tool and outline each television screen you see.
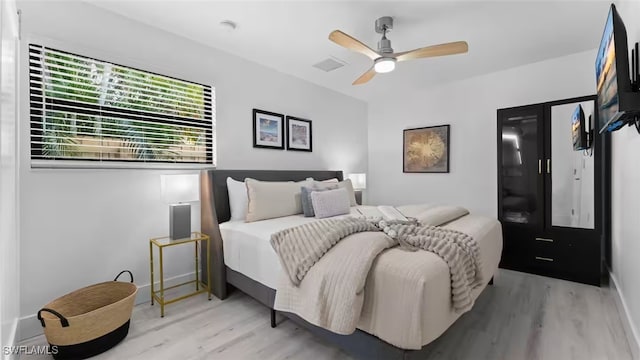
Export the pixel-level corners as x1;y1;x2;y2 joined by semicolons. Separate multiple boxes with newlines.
595;7;622;132
572;105;588;150
595;4;639;133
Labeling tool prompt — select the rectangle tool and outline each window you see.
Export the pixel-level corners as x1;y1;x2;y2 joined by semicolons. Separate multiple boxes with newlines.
29;44;215;167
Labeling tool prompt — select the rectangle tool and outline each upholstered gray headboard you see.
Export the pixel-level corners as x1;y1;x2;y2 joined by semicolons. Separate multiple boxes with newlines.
200;169;343;299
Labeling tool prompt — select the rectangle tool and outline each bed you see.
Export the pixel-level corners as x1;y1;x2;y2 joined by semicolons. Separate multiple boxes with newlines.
200;169;502;359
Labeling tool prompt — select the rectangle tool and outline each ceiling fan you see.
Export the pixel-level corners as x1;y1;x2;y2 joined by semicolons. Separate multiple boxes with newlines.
329;16;468;85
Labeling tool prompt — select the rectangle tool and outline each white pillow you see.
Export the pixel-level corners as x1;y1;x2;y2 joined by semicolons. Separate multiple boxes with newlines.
226;177;248;222
322;178;339;183
311;188;351;219
245;178;311;222
317;178;356;206
337;179;357;206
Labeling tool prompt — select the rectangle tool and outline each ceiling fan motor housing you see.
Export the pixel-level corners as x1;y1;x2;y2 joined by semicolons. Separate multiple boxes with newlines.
375;16;393;34
376;16;394;54
378;38;393;54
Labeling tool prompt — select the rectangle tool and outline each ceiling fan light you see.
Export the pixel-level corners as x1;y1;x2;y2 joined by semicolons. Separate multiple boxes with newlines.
374;58;396;73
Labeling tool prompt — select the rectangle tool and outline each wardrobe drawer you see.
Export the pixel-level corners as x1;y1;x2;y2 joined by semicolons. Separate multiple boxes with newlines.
530;236;556;254
529;241;560;272
529;236;560;264
500;226;601;285
528;237;598;277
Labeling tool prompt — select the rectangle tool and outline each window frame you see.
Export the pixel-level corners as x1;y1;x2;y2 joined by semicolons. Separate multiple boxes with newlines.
29;44;215;169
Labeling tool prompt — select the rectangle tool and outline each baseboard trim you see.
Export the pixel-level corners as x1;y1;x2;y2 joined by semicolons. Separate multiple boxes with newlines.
18;272;195;342
610;272;640;359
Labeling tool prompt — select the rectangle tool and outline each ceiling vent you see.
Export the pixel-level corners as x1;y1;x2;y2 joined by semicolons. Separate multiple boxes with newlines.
313;57;346;72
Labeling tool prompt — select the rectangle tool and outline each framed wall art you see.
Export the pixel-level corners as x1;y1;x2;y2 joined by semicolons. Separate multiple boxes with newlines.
253;109;285;150
403;124;450;173
286;116;312;152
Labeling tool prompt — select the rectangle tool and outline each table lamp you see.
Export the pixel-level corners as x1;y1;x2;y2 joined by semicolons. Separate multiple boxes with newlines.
347;173;366;205
347;173;367;190
161;174;199;240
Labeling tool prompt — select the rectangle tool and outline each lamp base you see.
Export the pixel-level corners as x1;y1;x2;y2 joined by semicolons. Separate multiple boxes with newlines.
354;190;363;205
169;203;191;240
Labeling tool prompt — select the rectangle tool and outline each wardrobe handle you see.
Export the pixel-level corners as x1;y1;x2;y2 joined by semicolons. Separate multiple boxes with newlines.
538;159;542;174
535;237;554;242
535;256;554;262
547;159;551;174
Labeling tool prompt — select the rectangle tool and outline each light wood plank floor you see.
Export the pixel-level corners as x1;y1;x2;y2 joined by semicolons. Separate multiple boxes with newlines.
21;270;633;360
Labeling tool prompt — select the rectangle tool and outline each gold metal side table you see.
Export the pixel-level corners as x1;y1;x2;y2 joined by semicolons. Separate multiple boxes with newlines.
149;231;211;317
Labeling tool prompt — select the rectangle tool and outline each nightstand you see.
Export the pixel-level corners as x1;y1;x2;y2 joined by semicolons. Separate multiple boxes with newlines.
149;231;211;317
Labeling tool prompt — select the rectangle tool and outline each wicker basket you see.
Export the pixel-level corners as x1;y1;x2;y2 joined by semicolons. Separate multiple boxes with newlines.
38;271;138;360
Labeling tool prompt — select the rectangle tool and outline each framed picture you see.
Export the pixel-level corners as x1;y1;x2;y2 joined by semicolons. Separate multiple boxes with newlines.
286;116;312;152
253;109;285;149
403;124;450;173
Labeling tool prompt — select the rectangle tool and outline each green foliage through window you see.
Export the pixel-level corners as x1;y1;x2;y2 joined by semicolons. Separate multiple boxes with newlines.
29;45;215;165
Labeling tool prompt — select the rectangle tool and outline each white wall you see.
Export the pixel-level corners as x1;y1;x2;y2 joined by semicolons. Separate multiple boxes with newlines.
367;49;596;216
17;1;367;340
610;0;640;355
0;0;20;357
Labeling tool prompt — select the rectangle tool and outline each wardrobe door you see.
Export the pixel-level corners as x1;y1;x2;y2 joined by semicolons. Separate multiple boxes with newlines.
498;105;545;228
497;105;545;270
541;96;603;285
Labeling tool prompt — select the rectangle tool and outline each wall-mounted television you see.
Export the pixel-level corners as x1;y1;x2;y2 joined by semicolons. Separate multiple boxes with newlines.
572;105;589;150
595;4;640;133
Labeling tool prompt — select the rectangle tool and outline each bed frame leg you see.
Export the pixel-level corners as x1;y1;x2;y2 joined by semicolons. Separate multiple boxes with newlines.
489;276;494;285
270;308;276;328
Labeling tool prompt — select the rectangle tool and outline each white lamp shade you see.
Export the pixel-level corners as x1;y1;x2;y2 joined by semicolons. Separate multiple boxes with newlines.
347;173;367;190
161;174;200;203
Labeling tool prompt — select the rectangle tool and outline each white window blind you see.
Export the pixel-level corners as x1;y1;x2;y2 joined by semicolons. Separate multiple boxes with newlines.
29;44;215;166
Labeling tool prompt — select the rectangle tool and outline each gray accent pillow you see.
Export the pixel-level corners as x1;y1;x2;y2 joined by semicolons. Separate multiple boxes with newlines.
301;183;339;217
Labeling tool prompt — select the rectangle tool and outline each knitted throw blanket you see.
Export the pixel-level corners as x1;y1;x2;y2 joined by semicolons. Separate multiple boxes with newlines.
270;217;379;285
271;217;483;313
380;219;483;312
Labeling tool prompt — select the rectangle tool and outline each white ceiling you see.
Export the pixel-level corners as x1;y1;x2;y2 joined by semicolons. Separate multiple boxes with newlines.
87;1;611;102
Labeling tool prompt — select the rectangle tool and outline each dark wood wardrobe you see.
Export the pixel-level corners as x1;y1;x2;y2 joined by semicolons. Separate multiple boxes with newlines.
497;95;611;286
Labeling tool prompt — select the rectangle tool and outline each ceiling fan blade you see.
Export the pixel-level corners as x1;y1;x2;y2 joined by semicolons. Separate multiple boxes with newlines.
394;41;468;62
329;30;379;60
352;67;376;85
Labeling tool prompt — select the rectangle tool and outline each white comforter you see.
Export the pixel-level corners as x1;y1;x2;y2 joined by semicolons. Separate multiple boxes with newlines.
357;209;502;349
219;205;503;350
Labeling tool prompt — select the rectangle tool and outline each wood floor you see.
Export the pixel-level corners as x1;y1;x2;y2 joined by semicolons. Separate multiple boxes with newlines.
21;269;633;360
